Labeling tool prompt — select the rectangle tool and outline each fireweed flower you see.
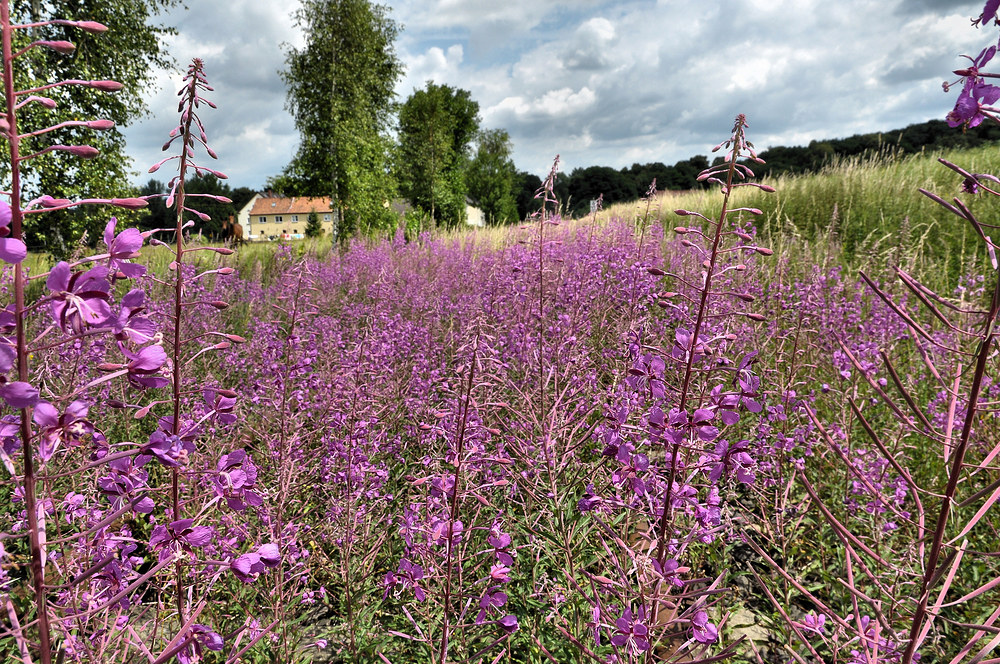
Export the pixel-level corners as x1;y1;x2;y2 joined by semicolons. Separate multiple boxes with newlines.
230;543;281;583
32;400;94;462
62;492;89;523
212;449;263;511
692;610;719;644
577;484;602;512
144;429;195;467
611;607;650;654
798;612;826;635
654;557;689;588
476;586;508;624
498;614;519;634
429;517;464;547
113;289;156;344
706;439;756;485
0;380;39;409
946;44;1000;128
46;261;113;333
977;0;1000;25
121;343;169;389
176;624;224;664
947;80;1000;128
103;217;146;278
149;518;215;560
489;562;512;583
695;486;723;538
383;558;426;601
0;200;26;264
487;526;514;565
960;171;1000;194
708;385;741;426
204;388;237;425
97;456;155;514
626;353;666;398
612;442;651;496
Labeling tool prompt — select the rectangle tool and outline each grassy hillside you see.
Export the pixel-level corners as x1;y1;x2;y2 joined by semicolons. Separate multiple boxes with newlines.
602;143;1000;289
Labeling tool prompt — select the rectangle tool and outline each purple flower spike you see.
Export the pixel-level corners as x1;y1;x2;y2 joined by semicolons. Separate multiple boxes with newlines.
114;290;156;344
476;586;509;624
144;429;195;467
149;519;214;560
33;400;93;461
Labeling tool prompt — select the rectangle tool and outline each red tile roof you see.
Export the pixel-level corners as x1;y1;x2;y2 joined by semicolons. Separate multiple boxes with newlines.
248;196;333;216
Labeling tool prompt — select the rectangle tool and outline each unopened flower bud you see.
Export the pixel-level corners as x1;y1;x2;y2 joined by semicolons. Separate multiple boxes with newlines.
55;144;99;158
111;198;148;209
88;80;123;91
52;19;108;33
39;195;72;208
37;40;76;53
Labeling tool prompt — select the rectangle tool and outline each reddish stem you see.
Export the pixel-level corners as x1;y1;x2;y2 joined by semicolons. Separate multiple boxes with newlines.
2;2;53;660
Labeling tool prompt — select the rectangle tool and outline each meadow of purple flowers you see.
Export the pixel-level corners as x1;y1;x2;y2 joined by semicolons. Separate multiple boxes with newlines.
3;1;1000;663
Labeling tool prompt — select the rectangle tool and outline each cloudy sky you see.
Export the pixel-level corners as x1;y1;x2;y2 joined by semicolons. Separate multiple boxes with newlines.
122;0;987;191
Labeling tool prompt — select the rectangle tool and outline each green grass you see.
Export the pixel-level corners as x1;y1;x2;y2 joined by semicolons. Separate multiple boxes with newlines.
605;143;1000;290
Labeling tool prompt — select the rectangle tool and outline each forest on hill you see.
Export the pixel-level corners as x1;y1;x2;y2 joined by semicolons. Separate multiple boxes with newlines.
529;118;1000;218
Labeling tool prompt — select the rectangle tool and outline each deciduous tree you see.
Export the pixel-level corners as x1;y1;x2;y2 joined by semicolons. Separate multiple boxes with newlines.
396;82;479;228
467;128;518;225
280;0;401;241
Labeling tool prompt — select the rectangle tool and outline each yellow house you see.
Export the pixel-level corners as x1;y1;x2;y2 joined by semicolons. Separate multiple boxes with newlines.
243;195;335;241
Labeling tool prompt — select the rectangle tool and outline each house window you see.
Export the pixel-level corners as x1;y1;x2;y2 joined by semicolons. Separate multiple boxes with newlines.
292;215;299;222
259;216;267;223
275;216;283;223
323;214;330;221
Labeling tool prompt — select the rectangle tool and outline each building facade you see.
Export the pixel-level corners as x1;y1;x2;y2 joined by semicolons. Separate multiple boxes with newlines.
242;195;335;241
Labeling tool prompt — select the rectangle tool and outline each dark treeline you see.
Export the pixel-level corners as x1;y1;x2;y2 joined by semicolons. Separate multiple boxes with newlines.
137;175;258;239
515;119;1000;219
